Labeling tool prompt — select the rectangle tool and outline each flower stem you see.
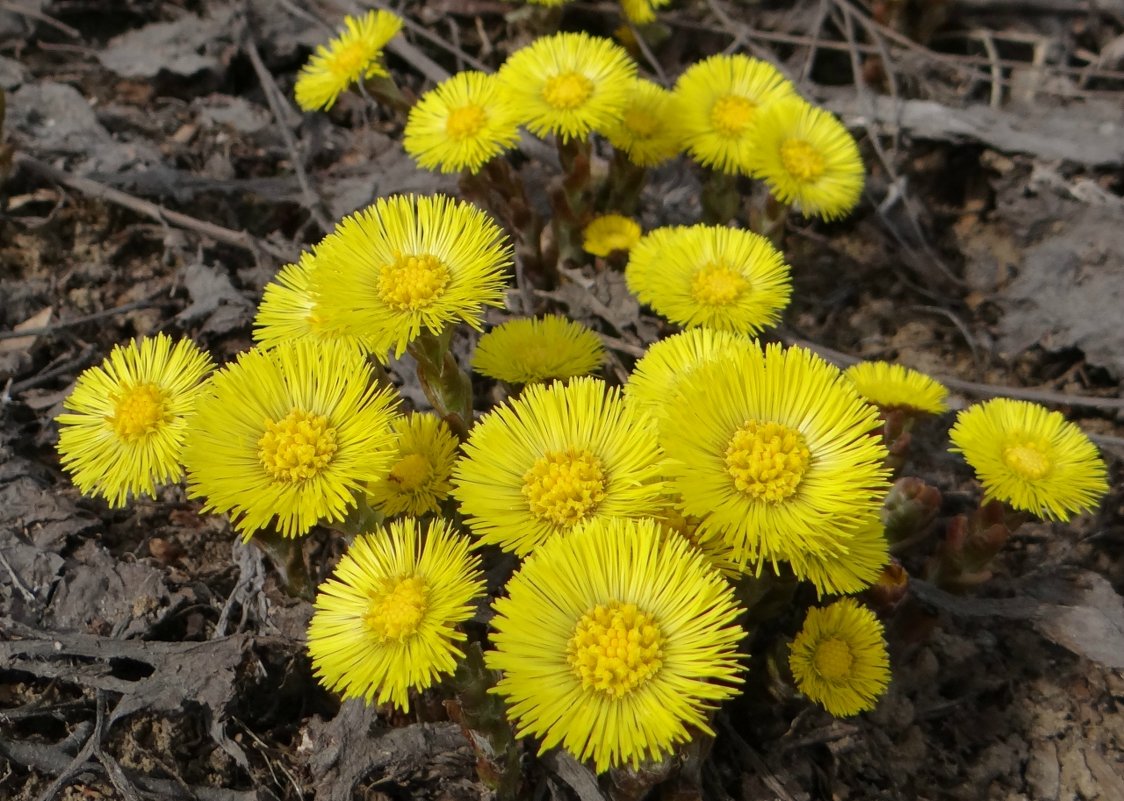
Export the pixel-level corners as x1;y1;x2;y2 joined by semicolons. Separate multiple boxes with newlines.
408;328;473;438
250;528;314;602
701;169;741;225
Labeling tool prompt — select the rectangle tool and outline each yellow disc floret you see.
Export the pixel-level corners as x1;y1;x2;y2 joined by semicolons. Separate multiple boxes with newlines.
724;420;811;503
110;384;170;441
1002;440;1051;480
366;575;430;641
568;602;664;697
523;448;608;527
691;263;750;307
258;409;339;483
543;71;595;110
812;637;854;680
779;139;826;182
710;94;756;137
378;253;450;311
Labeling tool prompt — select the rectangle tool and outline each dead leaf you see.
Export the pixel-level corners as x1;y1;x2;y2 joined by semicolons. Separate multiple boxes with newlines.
98;9;236;79
0;305;52;354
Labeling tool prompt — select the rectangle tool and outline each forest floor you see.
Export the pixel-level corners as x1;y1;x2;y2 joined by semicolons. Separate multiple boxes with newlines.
2;1;1123;800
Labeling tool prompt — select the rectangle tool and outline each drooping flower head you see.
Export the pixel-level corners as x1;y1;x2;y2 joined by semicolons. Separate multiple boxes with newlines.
843;361;949;416
788;598;890;717
785;517;890;597
452;377;666;555
182;340;400;539
365;413;460;517
312;194;512;359
582;214;643;257
747;97;864;220
601;79;682;167
625;224;792;334
56;335;214;507
487;516;745;773
949;398;1108;521
661;342;890;565
673;54;795;174
294;10;403;112
308;517;485;710
403;71;521;174
499;32;637;142
471;315;605;385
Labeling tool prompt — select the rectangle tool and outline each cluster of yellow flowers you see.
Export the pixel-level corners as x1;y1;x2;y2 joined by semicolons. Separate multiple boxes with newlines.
52;8;1112;783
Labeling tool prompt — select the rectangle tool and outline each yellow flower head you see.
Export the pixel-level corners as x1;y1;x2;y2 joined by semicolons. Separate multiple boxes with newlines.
366;413;460;517
499;32;637;142
789;598;890;717
182;340;400;539
620;0;657;23
487;516;745;773
56;335;214;508
312;194;512;359
620;224;689;293
307;517;485;710
661;342;890;565
294;10;403;112
949;398;1108;521
748;97;864;220
843;361;949;415
404;71;521;175
624;328;755;436
601;79;682;167
582;214;643;257
625;224;792;334
673;54;795;174
451;377;666;555
472;315;605;385
786;517;890;597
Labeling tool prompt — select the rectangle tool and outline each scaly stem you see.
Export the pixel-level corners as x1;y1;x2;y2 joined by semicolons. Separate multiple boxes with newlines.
701;169;741;225
408;328;473;439
250;528;314;602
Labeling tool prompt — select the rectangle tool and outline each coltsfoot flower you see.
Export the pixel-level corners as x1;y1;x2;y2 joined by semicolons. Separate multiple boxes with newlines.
452;377;665;555
601;79;682;167
673;54;795;174
182;340;400;539
294;10;403;112
786;517;890;596
949;398;1108;521
747;97;864;220
625;224;792;334
307;517;484;710
843;361;949;415
56;335;214;507
471;315;605;384
312;194;512;359
582;214;642;257
661;342;890;565
499;32;637;142
789;598;890;717
487;516;745;772
366;413;459;517
403;71;521;174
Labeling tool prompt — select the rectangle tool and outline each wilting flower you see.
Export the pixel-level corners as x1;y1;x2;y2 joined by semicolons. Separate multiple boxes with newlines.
366;413;460;517
582;214;643;257
471;315;605;384
294;10;403;112
843;361;949;415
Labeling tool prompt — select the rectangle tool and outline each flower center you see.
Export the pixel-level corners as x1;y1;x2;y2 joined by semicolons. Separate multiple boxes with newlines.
110;383;170;441
725;420;811;503
813;637;854;680
258;409;339;483
378;252;451;311
780;139;826;182
331;41;370;78
445;103;488;140
623;108;659;138
542;71;595;110
365;575;429;641
522;448;607;527
1002;440;1052;480
710;94;755;137
567;601;664;697
691;262;749;307
388;452;432;492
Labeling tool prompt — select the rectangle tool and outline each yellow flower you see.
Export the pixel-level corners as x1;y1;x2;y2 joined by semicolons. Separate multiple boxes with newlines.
843;361;949;415
786;517;890;596
621;0;656;23
747;97;864;220
307;517;484;710
625;224;792;334
472;315;605;384
487;516;744;773
294;10;403;112
661;342;890;565
451;377;666;556
656;507;743;580
582;214;643;257
602;78;682;167
182;340;400;539
499;32;637;142
253;251;374;353
404;71;521;175
312;194;512;359
365;413;460;518
789;598;890;717
673;54;795;174
624;328;755;437
620;224;689;294
949;398;1108;521
56;335;214;507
